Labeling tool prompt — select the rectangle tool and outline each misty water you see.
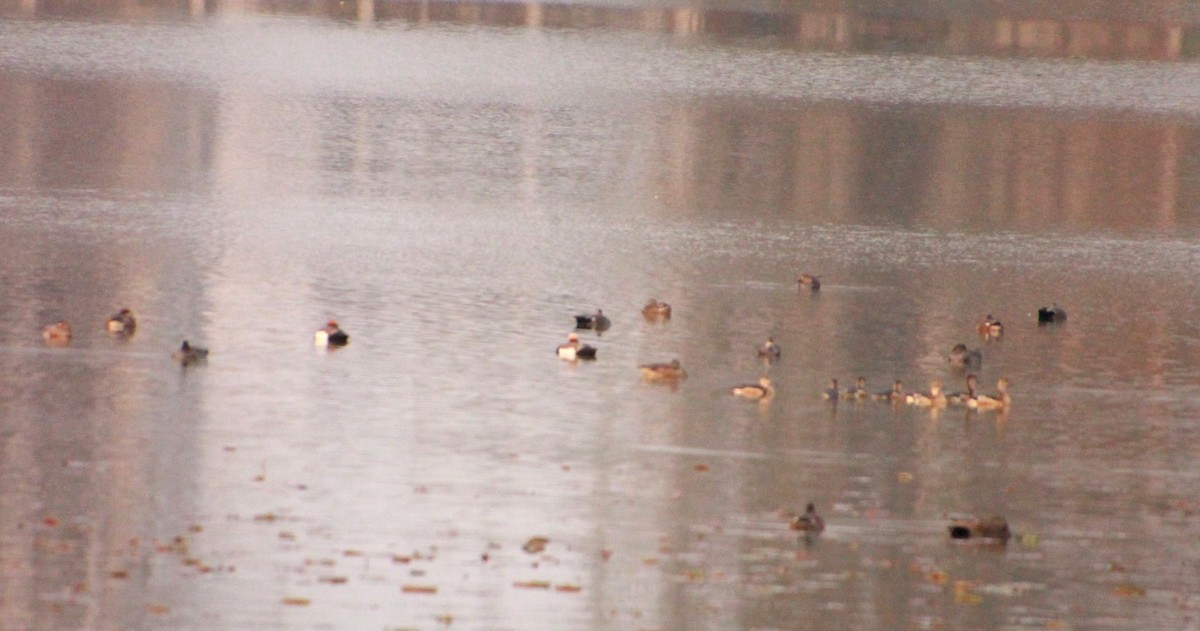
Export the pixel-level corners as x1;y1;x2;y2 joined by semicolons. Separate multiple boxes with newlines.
1;1;1199;630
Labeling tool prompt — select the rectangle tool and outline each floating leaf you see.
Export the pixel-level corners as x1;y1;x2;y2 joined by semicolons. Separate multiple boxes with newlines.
513;580;551;590
402;585;438;594
282;597;311;606
1112;584;1146;598
522;537;549;554
555;584;583;593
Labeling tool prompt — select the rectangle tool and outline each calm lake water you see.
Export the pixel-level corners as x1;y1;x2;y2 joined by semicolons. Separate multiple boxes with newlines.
2;1;1200;630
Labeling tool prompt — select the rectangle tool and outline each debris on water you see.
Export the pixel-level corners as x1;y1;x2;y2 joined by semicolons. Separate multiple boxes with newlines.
513;580;551;590
1112;584;1147;598
282;597;311;606
401;585;438;594
523;536;549;554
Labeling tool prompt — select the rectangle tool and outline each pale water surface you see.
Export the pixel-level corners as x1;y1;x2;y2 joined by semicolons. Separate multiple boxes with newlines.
1;1;1199;630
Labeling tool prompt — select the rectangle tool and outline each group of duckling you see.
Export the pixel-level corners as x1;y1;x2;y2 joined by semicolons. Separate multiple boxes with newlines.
814;306;1063;414
39;309;352;368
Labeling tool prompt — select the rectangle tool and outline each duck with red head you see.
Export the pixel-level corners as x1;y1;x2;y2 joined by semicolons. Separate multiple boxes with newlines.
314;319;349;347
557;332;596;361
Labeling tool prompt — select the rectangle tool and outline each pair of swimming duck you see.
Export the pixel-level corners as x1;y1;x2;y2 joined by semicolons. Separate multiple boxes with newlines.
42;308;138;345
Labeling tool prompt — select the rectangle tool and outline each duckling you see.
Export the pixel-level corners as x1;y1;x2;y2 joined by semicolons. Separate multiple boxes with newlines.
106;308;136;334
946;374;978;406
822;378;841;400
948;516;1010;542
969;377;1011;411
790;503;825;533
172;340;209;366
948;343;982;368
797;273;821;291
757;337;781;360
314;320;349;347
840;376;868;400
556;333;597;361
1037;303;1067;323
575;309;611;331
42;320;72;345
731;376;774;400
641;299;672;321
907;380;947;408
976;314;1003;338
639;359;687;381
872;380;905;403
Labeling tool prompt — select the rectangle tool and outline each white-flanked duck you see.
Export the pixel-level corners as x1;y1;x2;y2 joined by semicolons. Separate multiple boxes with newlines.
314;320;349;347
556;332;596;361
731;376;774;400
106;308;136;334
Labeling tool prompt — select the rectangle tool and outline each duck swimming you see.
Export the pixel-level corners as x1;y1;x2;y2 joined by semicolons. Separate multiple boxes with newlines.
757;337;781;360
790;503;825;533
1037;303;1067;323
42;320;72;345
172;340;209;366
948;516;1010;542
314;320;349;347
106;308;136;334
556;332;597;361
977;314;1003;338
948;343;982;368
822;379;841;400
946;374;978;406
641;299;672;321
840;376;868;400
731;376;774;400
907;380;947;408
969;377;1011;411
797;273;821;291
872;380;905;403
639;359;687;381
575;309;611;331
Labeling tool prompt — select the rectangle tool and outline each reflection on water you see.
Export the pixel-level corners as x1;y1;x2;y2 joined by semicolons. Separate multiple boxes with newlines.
2;1;1200;630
